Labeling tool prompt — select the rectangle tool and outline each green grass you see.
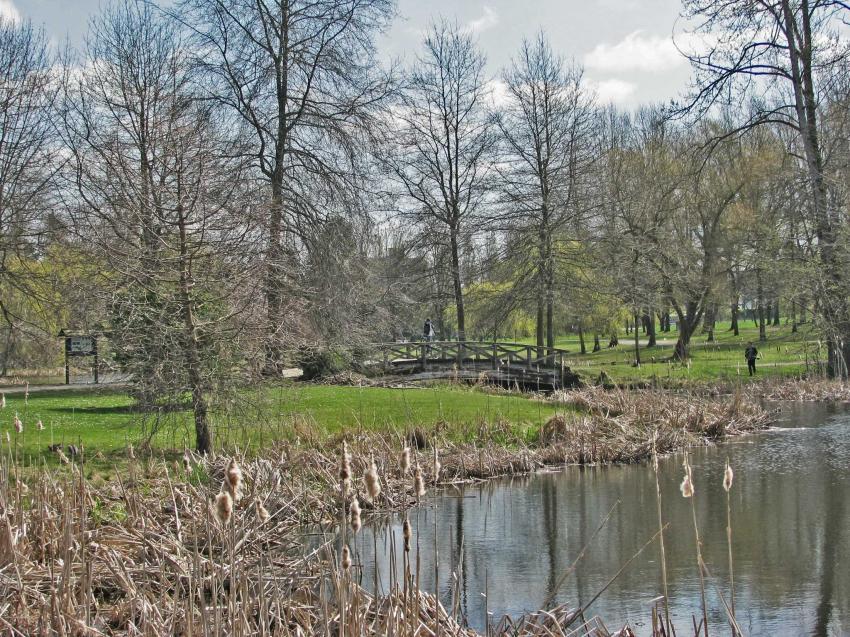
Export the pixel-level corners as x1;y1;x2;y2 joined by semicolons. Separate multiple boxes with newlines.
1;383;564;473
502;319;821;383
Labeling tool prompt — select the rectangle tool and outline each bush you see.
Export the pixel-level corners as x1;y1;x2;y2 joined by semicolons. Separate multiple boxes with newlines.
296;345;354;380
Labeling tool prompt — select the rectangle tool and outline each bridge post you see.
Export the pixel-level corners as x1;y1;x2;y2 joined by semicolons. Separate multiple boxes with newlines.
383;348;388;373
492;343;498;371
420;342;427;370
526;346;532;370
456;341;464;369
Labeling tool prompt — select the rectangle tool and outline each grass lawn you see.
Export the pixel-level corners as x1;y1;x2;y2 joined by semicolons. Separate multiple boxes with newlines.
0;384;565;473
503;319;821;383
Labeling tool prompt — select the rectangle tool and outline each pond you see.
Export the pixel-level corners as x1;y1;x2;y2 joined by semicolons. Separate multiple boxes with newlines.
345;402;850;636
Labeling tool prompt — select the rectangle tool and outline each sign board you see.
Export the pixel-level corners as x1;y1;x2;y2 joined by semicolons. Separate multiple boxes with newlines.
66;336;96;357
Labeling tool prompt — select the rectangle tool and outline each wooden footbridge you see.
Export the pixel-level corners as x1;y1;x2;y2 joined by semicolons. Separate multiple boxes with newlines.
368;341;580;390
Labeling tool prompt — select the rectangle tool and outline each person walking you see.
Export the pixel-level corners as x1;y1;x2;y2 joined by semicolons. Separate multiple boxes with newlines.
423;318;435;343
744;342;759;376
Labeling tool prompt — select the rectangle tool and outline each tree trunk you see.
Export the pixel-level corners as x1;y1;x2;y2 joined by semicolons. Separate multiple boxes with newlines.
592;334;601;353
757;269;767;342
705;304;716;342
177;201;212;455
781;0;848;377
646;309;656;347
449;229;466;341
578;324;586;355
673;302;702;361
772;299;780;326
633;310;641;366
729;269;739;335
791;300;798;333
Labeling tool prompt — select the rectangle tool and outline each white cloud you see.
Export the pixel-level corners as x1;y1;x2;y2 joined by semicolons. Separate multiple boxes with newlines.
589;78;637;105
584;30;686;74
0;0;20;22
486;79;510;108
465;6;498;34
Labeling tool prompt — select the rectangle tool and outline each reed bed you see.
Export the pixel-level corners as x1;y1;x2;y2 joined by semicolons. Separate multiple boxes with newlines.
0;386;769;636
748;377;850;402
545;386;771;460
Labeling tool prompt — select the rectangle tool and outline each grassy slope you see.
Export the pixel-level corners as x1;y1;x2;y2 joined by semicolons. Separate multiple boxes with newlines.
506;319;820;382
1;384;564;472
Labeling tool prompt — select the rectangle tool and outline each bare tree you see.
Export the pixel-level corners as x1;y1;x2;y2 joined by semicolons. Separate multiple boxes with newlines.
177;0;395;373
497;33;595;350
62;0;255;453
679;0;850;376
387;21;496;341
0;18;58;374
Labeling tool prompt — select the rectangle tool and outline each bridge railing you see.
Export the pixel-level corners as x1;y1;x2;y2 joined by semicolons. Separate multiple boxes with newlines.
371;340;570;371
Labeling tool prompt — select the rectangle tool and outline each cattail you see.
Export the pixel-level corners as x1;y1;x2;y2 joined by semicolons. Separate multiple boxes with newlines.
215;491;233;524
339;441;351;482
400;446;411;474
680;472;694;498
349;497;362;534
226;458;242;499
433;446;441;483
402;517;411;552
36;420;44;431
13;414;22;434
256;499;270;523
414;463;426;498
723;462;734;492
57;449;70;465
182;450;191;472
0;393;5;408
24;383;29;404
364;457;381;501
341;545;351;571
4;431;9;444
127;443;135;460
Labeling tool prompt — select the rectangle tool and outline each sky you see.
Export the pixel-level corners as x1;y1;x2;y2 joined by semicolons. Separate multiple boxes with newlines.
5;0;695;108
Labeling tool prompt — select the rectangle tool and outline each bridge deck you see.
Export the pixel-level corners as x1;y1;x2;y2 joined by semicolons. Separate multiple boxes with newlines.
368;341;578;389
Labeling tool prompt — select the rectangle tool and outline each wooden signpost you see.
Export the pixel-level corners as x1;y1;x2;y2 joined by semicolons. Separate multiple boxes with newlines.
58;330;99;385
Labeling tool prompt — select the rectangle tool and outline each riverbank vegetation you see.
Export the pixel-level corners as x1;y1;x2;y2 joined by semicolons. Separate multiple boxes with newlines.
0;383;774;635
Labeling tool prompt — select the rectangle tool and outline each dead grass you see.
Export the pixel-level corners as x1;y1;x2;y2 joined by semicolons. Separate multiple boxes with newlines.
0;386;772;636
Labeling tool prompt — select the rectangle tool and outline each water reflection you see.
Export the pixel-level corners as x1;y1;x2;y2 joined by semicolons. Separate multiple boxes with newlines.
347;402;850;636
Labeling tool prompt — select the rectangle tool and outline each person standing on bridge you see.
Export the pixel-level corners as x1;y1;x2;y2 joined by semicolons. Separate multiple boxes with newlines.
744;342;759;376
423;318;436;343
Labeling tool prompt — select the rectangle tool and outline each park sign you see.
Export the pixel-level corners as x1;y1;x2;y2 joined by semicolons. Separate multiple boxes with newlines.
66;335;96;357
58;329;99;384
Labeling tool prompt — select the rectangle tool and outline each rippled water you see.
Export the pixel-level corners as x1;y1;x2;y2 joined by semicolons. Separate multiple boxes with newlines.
342;402;850;636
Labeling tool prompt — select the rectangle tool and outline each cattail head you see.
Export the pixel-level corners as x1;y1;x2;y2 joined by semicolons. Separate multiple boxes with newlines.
57;449;70;465
127;443;135;460
400;446;411;474
680;472;694;498
226;458;242;498
402;517;411;552
339;441;351;482
182;450;192;472
723;461;734;492
36;420;44;431
215;491;233;524
414;463;426;498
341;545;351;571
349;497;362;534
364;457;381;502
256;499;270;523
13;414;22;434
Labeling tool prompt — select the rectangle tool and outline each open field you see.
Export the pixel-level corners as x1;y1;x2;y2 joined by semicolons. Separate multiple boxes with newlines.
0;384;567;473
504;319;821;382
